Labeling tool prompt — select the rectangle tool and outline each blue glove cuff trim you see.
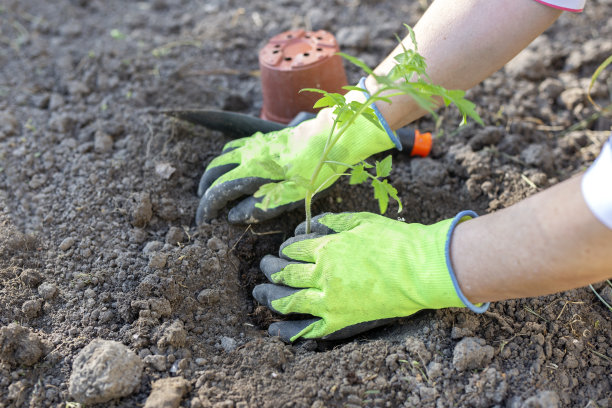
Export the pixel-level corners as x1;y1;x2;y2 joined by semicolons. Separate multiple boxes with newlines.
358;77;403;151
445;210;490;313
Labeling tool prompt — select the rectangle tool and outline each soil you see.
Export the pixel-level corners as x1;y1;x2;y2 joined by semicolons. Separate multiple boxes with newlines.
0;0;611;407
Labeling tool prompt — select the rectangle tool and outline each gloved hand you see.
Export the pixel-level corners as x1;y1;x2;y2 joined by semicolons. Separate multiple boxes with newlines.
196;91;397;225
253;212;489;342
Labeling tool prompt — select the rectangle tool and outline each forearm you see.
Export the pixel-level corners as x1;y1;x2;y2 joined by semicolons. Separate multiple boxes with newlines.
451;174;612;303
367;0;562;129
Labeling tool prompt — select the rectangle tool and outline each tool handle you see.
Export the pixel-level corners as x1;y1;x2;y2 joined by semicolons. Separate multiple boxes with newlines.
396;128;433;157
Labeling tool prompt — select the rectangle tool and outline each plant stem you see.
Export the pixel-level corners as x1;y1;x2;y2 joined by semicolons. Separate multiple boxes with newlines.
304;91;384;233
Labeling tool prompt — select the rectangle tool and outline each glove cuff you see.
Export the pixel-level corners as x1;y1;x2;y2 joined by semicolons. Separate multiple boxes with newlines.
445;211;490;313
358;77;403;151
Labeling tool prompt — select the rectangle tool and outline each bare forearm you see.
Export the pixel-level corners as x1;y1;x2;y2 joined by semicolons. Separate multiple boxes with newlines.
367;0;562;129
451;175;612;303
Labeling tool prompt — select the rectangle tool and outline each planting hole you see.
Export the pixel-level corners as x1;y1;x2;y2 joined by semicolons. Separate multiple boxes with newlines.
303;53;310;57
284;57;292;61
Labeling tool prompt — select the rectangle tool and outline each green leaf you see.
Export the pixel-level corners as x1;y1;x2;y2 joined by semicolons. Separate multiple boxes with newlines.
372;179;390;214
383;180;403;213
289;175;311;190
312;95;336;109
588;55;612;109
375;155;392;178
342;85;366;92
337;52;374;75
299;88;328;95
250;160;285;180
349;164;369;185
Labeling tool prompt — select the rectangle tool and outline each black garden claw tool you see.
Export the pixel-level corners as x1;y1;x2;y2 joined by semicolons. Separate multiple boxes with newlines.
163;108;433;156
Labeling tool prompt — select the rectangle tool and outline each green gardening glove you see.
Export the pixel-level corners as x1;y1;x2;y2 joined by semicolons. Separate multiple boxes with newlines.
196;102;396;225
253;212;489;342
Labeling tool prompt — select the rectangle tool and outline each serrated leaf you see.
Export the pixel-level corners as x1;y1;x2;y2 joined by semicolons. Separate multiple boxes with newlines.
349;164;369;185
289;175;311;189
250;160;285;179
372;179;390;214
337;52;374;75
382;180;402;213
375;155;392;178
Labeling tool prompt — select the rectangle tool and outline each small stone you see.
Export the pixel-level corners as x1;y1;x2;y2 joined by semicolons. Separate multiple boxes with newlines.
69;339;143;405
220;336;237;352
538;78;564;100
28;174;47;189
158;320;187;348
94;131;114;153
404;336;432;364
148;253;168;269
558;88;585;111
0;111;18;138
19;269;43;288
206;237;227;252
132;193;153;228
144;376;191;408
0;323;46;366
144;354;167;371
48;113;75;133
165;227;185;245
22;299;43;319
143;241;164;254
59;237;76;251
197;288;221;305
38;282;58;300
452;337;494;371
155;162;176;179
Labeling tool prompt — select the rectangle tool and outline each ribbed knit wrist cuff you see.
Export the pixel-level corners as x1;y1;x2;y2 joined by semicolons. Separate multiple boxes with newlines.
358;77;403;151
445;210;490;313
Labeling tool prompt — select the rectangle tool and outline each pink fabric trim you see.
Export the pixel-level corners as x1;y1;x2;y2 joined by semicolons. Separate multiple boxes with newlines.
532;0;583;12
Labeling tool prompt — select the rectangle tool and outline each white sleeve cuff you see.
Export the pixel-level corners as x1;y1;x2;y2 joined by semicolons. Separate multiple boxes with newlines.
581;135;612;230
532;0;585;12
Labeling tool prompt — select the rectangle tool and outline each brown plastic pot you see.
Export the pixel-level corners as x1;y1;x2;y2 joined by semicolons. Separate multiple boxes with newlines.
259;29;348;124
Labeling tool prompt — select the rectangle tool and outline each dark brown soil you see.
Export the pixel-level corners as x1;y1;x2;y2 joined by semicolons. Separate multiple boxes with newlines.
0;0;611;407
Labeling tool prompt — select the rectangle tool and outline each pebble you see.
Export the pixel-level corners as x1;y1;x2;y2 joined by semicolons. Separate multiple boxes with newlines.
22;299;43;319
220;336;237;352
94;131;114;152
38;282;58;300
59;237;76;251
0;323;46;366
69;339;143;405
148;252;168;269
157;320;187;348
452;337;494;371
144;354;167;371
132;193;153;228
143;376;190;408
165;226;185;245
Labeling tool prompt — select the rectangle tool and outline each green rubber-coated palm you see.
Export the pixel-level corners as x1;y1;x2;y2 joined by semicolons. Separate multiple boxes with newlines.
196;109;395;225
253;212;475;342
